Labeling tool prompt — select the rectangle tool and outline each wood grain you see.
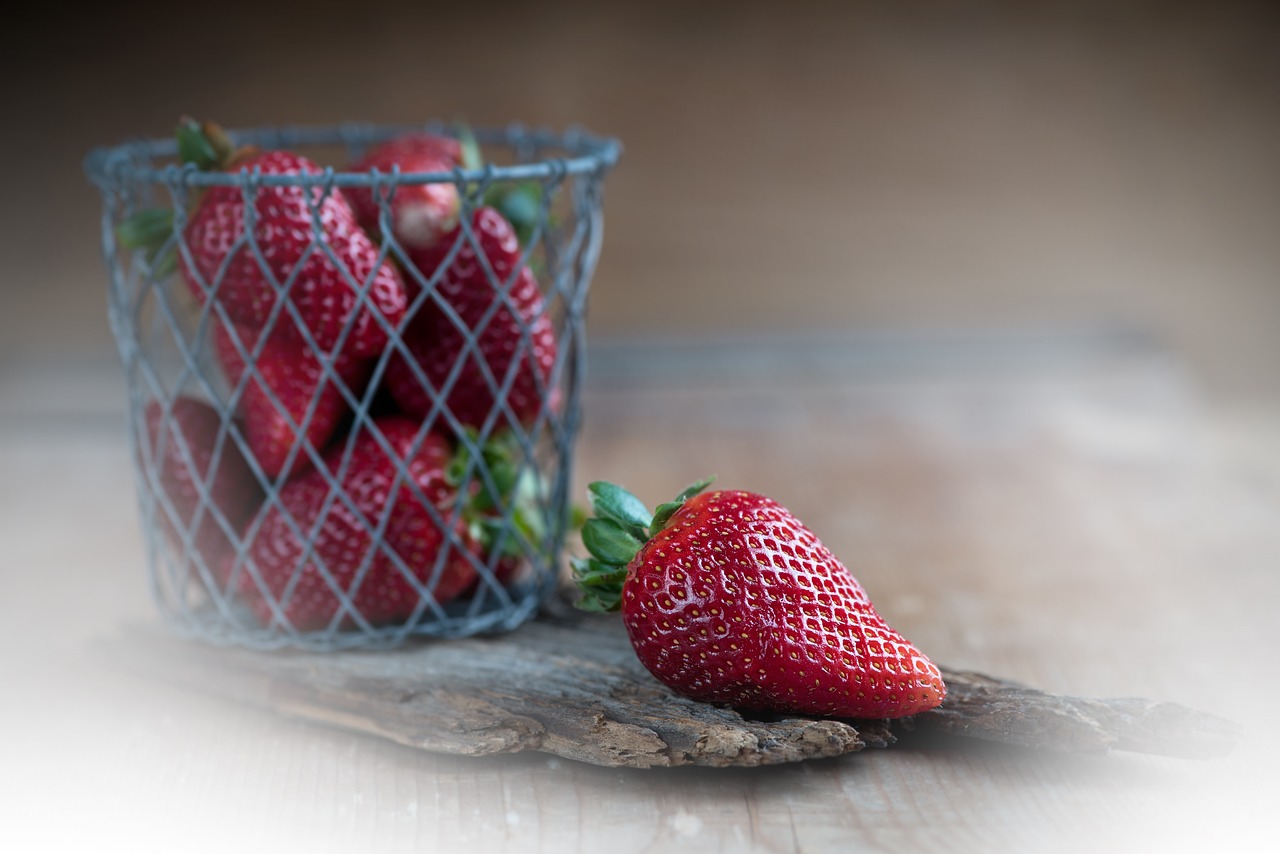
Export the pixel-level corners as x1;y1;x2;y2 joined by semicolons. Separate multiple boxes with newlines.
114;607;1239;768
12;338;1278;851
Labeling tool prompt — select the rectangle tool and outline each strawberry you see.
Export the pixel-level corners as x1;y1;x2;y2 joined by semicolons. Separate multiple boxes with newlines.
385;207;559;430
402;203;520;293
214;321;371;481
115;119;409;360
233;416;479;631
573;480;946;719
346;132;463;254
142;397;261;568
181;146;408;359
357;131;462;168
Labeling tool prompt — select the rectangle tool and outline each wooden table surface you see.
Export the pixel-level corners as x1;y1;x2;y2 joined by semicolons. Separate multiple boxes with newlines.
3;329;1277;853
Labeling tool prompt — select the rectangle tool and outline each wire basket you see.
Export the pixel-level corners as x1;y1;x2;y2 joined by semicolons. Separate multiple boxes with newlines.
84;121;620;650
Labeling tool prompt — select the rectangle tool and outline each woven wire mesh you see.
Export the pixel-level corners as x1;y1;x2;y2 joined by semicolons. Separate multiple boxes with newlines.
84;122;620;650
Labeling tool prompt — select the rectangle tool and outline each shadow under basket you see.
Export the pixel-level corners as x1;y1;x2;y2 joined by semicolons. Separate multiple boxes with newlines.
84;121;620;650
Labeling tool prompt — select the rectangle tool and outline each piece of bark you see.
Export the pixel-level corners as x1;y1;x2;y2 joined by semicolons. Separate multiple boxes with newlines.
109;612;1240;768
905;669;1242;760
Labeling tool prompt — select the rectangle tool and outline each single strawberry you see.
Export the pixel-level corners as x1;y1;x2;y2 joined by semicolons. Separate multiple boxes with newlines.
573;480;946;719
214;321;371;481
401;202;520;292
142;397;261;568
181;145;408;359
233;416;479;631
385;207;559;430
346;132;463;254
116;120;409;359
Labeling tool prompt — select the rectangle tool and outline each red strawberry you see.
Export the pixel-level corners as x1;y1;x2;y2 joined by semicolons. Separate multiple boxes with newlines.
214;321;371;481
234;416;478;630
573;480;946;719
142;397;261;568
359;131;462;168
182;147;407;359
347;132;462;254
403;203;520;290
385;207;559;429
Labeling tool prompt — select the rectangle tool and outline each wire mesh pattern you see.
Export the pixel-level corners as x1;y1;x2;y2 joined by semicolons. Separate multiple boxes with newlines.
84;122;620;650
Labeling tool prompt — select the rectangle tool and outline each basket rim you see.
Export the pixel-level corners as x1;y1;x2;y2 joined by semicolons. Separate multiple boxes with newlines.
84;121;622;190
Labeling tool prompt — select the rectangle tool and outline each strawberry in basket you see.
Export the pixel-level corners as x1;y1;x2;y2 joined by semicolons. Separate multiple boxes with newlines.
339;128;558;433
345;131;463;256
385;205;559;431
172;119;408;360
117;118;409;479
142;397;262;572
231;416;480;631
118;119;408;360
213;321;372;482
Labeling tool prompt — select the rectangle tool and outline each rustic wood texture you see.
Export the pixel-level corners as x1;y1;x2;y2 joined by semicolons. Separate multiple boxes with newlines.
8;336;1279;851
115;609;1240;769
908;669;1241;760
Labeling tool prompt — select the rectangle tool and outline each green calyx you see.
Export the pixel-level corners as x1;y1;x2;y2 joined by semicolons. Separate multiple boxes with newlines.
115;207;177;278
116;117;235;279
445;429;550;564
571;476;714;613
454;118;549;250
483;182;544;248
176;116;229;171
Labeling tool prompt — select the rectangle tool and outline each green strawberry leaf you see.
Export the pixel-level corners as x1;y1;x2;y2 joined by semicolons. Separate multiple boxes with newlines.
587;481;653;535
675;476;716;503
484;182;544;246
570;556;626;612
571;557;626;587
572;478;712;612
116;208;174;250
568;502;589;532
581;518;643;566
456;121;483;171
116;208;179;280
573;589;622;613
176;117;220;171
649;502;680;534
476;456;518;512
649;476;715;536
149;245;178;279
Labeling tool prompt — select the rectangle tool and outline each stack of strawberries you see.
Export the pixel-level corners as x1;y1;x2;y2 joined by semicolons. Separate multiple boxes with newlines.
128;119;557;632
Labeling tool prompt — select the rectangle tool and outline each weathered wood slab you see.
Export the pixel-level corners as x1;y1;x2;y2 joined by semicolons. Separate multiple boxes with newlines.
116;607;1240;768
904;669;1241;760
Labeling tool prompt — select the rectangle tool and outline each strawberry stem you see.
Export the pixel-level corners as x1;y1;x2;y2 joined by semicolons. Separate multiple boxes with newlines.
455;120;483;172
571;477;714;612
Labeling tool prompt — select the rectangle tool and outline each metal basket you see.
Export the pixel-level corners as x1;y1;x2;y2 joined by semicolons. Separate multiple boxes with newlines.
84;122;620;649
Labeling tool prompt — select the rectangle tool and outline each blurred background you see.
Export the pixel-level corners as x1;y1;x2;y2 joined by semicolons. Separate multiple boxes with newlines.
5;0;1280;401
5;4;1280;850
